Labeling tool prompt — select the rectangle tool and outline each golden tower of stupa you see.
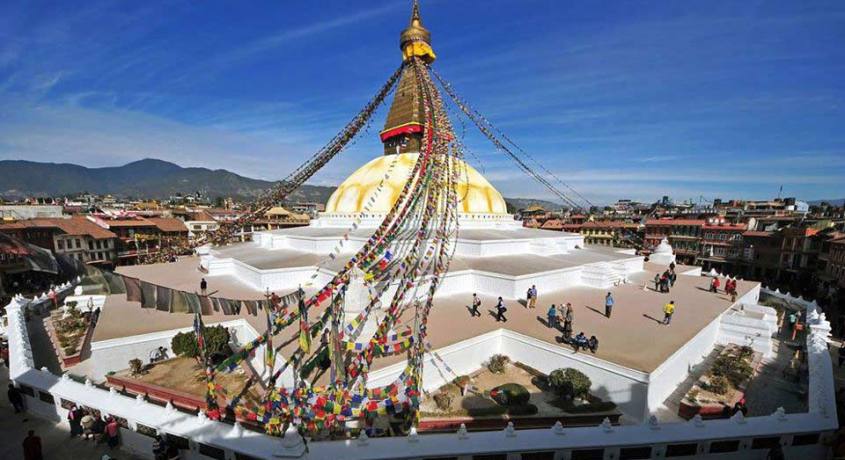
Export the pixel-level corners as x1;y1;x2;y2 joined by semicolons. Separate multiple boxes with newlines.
325;2;507;216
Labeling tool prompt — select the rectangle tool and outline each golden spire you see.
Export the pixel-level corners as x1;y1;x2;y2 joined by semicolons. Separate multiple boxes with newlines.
400;0;436;63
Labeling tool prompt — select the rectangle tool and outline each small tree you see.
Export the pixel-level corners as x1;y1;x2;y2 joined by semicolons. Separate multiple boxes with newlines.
486;354;509;374
549;368;592;400
171;325;231;359
129;358;144;376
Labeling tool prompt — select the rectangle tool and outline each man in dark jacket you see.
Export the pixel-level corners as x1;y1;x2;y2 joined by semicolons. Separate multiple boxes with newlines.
7;383;24;413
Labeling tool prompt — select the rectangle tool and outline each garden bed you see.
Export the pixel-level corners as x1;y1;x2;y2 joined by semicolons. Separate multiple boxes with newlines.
107;356;262;412
419;356;620;432
678;344;762;419
45;303;95;368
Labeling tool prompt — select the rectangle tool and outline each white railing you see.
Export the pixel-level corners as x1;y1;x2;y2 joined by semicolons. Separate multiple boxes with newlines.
2;285;838;460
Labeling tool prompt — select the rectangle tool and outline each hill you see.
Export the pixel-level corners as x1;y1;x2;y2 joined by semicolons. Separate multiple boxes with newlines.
0;159;335;203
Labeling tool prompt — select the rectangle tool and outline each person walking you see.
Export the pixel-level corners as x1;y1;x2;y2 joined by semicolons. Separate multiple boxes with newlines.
495;297;508;322
663;301;675;325
669;269;677;288
22;430;43;460
7;383;24;413
653;273;660;291
526;285;538;309
604;292;614;318
547;304;557;328
710;277;720;293
469;293;482;317
200;278;208;295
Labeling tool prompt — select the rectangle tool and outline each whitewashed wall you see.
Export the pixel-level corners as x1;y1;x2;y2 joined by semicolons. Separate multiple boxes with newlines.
87;319;262;381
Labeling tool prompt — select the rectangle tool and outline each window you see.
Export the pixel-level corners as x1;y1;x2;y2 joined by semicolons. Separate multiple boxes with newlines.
75;239;81;248
38;391;55;404
792;433;820;446
620;447;652;460
665;443;698;457
57;240;64;250
751;437;781;450
571;449;604;460
709;440;740;453
198;443;226;460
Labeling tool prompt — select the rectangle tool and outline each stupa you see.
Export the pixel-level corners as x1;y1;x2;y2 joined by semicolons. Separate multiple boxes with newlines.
203;5;644;299
649;237;676;266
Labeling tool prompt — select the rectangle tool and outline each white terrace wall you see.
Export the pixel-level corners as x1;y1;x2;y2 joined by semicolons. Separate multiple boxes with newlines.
86;319;263;381
3;284;837;460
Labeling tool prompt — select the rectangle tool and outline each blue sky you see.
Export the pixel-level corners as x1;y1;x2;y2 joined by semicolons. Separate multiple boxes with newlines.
1;0;843;204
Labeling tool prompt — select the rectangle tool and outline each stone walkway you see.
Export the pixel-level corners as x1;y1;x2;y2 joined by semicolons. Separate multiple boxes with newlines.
0;367;146;460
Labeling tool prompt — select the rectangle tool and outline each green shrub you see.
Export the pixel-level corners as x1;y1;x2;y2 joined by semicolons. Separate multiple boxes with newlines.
171;325;230;359
486;354;509;374
707;375;729;395
433;392;453;411
737;345;754;359
63;345;76;356
549;368;591;399
490;383;530;406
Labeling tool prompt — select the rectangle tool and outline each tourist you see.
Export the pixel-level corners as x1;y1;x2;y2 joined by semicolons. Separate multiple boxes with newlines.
526;285;538;309
200;278;208;295
22;430;43;460
786;311;798;336
604;292;614;318
153;433;169;460
562;304;574;341
105;416;120;448
669;261;676;271
81;410;96;440
663;301;675;325
469;293;481;317
68;404;83;438
495;297;507;322
547;304;557;328
7;383;24;413
669;269;677;287
710;277;720;293
572;332;589;353
92;415;106;444
653;274;660;291
660;271;670;293
588;335;599;353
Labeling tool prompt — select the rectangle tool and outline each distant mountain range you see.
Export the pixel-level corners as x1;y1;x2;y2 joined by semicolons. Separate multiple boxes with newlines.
0;159;334;203
0;159;562;210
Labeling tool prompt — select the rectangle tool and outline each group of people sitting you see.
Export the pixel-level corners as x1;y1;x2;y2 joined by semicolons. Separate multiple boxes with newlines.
546;303;599;353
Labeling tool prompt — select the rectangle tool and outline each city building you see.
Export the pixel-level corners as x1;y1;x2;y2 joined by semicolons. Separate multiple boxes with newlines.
644;219;705;265
698;220;748;273
0;216;118;265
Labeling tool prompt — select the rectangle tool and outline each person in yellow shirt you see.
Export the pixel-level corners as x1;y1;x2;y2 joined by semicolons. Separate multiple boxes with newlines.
663;301;675;325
